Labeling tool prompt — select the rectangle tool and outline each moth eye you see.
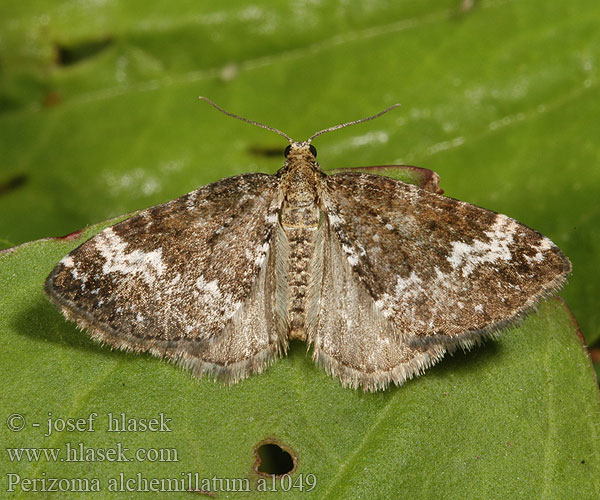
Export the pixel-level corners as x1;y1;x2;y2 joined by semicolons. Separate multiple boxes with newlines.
284;145;292;157
309;144;317;158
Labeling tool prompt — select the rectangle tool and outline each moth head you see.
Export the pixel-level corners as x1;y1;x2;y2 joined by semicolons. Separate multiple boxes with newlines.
284;142;317;160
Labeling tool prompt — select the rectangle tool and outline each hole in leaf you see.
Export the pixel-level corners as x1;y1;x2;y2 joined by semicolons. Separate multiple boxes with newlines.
55;37;113;66
254;440;295;476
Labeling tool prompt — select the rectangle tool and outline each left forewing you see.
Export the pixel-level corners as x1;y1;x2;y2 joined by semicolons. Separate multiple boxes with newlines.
45;174;286;382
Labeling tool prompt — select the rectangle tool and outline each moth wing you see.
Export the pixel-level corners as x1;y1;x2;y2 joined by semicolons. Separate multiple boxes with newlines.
307;215;447;391
322;172;571;348
45;174;287;382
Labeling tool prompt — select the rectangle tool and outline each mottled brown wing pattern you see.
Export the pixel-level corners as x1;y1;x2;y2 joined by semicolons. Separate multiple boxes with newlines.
45;174;286;381
322;172;571;348
307;215;447;391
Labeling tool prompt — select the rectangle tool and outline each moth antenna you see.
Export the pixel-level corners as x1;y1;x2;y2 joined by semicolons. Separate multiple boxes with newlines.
307;103;401;143
199;96;294;144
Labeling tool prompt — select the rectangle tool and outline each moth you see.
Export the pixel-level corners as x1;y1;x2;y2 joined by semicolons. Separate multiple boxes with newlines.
45;98;571;391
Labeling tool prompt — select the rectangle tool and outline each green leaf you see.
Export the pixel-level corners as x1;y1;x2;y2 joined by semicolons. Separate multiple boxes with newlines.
1;227;599;498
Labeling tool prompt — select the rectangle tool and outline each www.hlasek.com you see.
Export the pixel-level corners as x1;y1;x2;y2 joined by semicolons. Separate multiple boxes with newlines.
5;473;318;493
6;442;178;463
